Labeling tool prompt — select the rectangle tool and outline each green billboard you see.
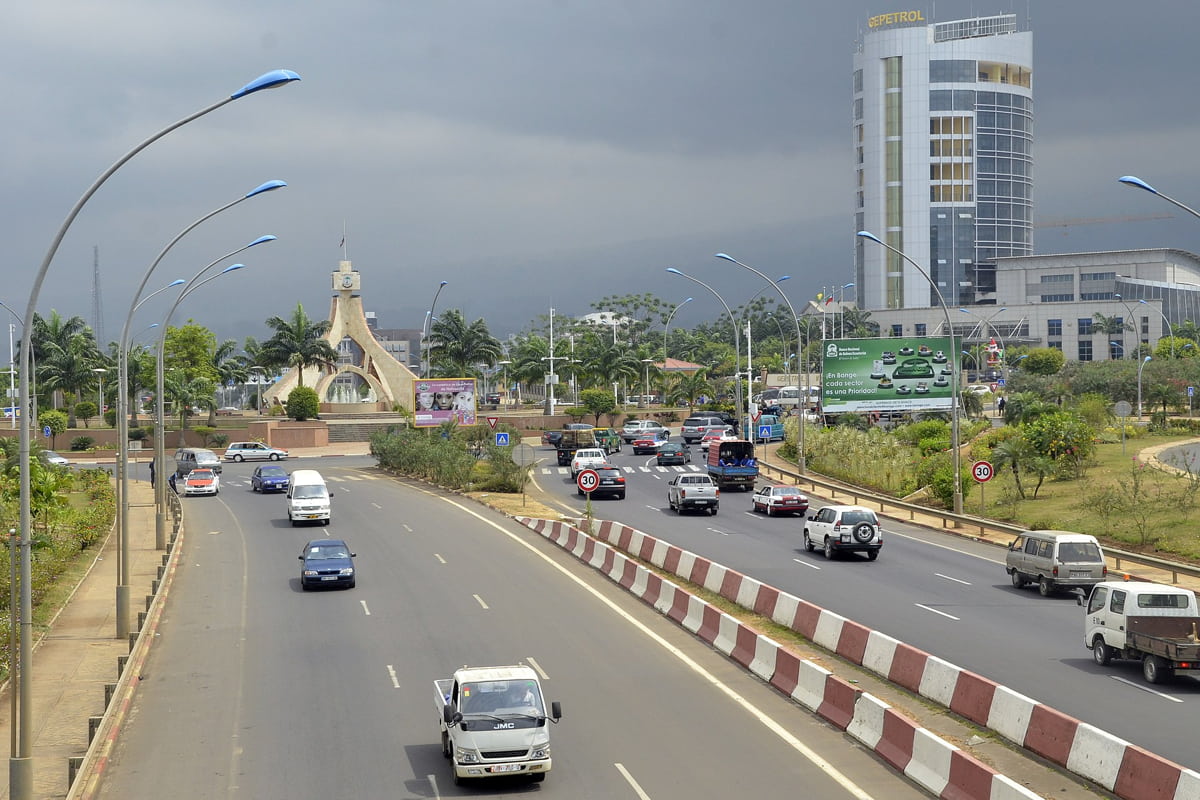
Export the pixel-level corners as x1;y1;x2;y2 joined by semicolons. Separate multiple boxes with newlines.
820;337;955;413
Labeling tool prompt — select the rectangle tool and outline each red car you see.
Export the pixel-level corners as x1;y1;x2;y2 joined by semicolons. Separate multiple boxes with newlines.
751;485;809;517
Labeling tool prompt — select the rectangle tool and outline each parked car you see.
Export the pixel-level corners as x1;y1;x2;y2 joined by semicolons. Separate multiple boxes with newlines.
182;468;220;497
751;485;809;517
215;406;241;416
578;464;626;499
570;448;609;478
224;441;289;462
631;430;670;454
39;450;69;467
298;538;356;590
656;442;691;466
803;505;882;560
620;419;669;443
251;464;290;493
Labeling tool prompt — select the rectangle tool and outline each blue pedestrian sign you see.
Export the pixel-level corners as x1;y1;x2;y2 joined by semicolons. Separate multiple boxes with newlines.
42;425;51;438
494;432;510;446
757;424;772;440
1190;386;1195;398
997;378;1006;387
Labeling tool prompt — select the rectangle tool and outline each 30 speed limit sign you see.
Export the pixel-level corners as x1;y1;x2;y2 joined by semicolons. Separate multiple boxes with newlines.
576;468;600;494
972;460;994;483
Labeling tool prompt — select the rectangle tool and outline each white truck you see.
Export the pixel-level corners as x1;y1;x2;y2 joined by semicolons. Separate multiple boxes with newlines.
1081;581;1200;684
435;664;562;785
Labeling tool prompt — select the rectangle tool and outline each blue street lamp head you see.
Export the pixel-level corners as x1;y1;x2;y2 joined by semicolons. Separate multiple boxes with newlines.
714;253;736;263
248;235;277;247
147;323;159;329
779;276;791;282
231;70;302;100
1014;354;1029;361
1144;355;1153;363
439;280;448;287
1119;175;1157;195
842;282;855;289
246;180;287;198
856;230;882;245
220;263;246;274
166;279;186;288
1114;293;1123;300
666;267;683;276
683;296;693;304
1110;341;1122;347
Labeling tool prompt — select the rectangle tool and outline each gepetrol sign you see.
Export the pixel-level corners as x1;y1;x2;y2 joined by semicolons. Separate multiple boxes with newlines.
867;10;926;29
820;336;954;413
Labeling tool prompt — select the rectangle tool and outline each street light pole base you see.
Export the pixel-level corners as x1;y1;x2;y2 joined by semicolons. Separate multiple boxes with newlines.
796;455;806;476
10;756;31;799
116;585;130;640
952;490;964;524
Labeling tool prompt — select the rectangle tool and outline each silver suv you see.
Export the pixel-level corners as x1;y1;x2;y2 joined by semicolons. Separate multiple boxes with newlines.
620;419;668;443
681;415;726;444
804;505;882;561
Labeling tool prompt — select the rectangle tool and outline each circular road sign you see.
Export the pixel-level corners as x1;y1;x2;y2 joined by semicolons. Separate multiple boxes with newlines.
972;460;994;483
1113;400;1132;418
576;468;600;494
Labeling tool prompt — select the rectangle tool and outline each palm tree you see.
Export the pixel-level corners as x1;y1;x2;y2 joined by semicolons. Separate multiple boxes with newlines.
164;373;217;446
667;371;710;413
508;335;550;405
428;310;503;377
208;339;249;424
992;436;1035;499
259;304;339;388
30;311;95;414
1091;313;1129;359
38;334;103;427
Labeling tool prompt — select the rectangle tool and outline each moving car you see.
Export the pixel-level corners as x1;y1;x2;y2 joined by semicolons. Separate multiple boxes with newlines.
699;428;736;453
680;415;727;444
751;485;809;517
656;442;691;466
224;441;289;462
182;468;220;496
287;469;331;525
40;450;69;467
251;464;290;493
174;447;222;477
620;419;669;443
298;538;356;590
1006;530;1107;596
570;448;608;478
631;430;670;454
578;464;626;499
592;427;622;455
803;505;882;560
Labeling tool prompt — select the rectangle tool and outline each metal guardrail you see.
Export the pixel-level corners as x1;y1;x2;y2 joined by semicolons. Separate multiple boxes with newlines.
759;458;1200;586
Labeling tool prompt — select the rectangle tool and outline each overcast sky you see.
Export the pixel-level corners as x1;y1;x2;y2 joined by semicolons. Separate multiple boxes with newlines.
4;1;1200;351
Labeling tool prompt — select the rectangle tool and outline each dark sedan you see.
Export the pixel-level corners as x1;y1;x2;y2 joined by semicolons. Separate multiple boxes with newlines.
299;539;356;590
251;464;290;493
578;465;626;500
656;442;691;466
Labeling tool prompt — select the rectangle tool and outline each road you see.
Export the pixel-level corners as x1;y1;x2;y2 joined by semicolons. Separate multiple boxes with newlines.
97;456;926;799
533;440;1200;771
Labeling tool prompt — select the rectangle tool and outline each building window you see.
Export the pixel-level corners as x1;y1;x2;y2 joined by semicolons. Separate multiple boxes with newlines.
1047;319;1062;337
891;324;903;337
914;323;927;336
1078;318;1093;335
1039;273;1072;283
930;59;976;83
1078;339;1093;362
1048;341;1062;351
1080;292;1115;301
1040;294;1074;302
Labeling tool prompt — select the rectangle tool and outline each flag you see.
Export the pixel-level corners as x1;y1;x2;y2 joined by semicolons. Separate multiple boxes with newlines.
339;236;345;248
815;292;824;302
825;295;834;305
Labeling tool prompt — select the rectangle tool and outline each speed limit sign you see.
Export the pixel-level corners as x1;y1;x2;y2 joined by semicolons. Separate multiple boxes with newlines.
576;468;600;494
972;460;994;483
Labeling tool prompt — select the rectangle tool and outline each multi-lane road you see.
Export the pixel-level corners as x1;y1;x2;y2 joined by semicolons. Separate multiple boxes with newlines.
530;441;1200;772
97;456;928;799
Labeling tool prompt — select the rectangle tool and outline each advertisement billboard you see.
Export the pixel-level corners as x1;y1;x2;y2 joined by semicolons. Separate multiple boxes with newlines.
414;378;477;427
820;337;955;413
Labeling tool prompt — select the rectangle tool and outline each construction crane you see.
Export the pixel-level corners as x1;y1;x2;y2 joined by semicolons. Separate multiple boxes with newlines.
1034;213;1172;231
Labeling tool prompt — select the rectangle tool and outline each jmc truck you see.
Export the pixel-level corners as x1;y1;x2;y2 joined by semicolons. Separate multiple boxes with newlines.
1081;581;1200;684
435;664;562;785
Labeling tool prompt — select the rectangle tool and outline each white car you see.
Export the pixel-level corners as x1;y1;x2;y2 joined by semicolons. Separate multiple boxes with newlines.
803;505;882;561
966;384;994;396
620;420;669;443
570;448;609;478
223;441;289;462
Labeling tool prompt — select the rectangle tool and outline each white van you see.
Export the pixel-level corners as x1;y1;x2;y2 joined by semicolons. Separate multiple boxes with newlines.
287;469;331;526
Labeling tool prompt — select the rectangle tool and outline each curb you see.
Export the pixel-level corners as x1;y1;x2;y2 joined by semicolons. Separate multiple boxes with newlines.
517;515;1200;800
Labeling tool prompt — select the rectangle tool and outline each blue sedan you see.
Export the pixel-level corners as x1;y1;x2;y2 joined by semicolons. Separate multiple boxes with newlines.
299;539;356;590
251;464;290;493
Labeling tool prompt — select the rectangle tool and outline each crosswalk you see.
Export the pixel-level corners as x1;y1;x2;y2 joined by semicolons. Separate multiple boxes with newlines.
540;464;702;476
229;472;381;487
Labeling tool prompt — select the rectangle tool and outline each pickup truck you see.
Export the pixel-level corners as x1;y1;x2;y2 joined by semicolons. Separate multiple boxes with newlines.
667;473;720;515
592;427;622;455
706;440;758;491
556;428;598;466
1082;581;1200;684
435;664;562;785
570;447;609;478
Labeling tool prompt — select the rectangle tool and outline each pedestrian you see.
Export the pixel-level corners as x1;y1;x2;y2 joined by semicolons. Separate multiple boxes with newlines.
149;458;155;488
168;471;178;495
997;395;1006;417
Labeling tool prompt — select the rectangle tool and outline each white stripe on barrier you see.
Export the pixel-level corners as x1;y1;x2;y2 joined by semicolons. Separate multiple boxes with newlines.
1174;769;1200;800
650;539;672;569
749;637;781;683
847;692;890;750
675;550;698;579
680;594;708;636
735;576;764;612
904;726;956;797
862;630;901;677
629;565;650;599
793;659;831;711
712;614;740;657
812;609;848;652
1065;722;1128;791
917;655;961;708
652;581;681;616
702;563;728;595
771;593;801;628
991;774;1048;800
985;685;1038;746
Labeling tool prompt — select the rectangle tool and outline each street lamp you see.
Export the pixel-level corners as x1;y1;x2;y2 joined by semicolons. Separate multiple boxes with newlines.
640;358;654;409
1138;355;1153;420
1138;299;1174;358
1109;341;1124;361
1112;293;1139;359
835;282;856;338
422;281;448;378
91;368;107;426
858;231;963;515
667;268;743;431
715;253;806;473
12;67;299;800
1119;175;1200;220
664;297;693;362
250;366;267;414
497;360;511;407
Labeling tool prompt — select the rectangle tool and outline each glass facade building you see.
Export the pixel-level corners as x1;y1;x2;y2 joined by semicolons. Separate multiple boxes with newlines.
853;13;1033;312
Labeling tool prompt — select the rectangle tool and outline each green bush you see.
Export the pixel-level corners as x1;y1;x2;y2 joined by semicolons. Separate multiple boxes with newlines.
210;433;229;447
128;427;149;442
104;408;117;427
193;426;216;447
286;387;320;421
74;401;97;426
69;436;94;452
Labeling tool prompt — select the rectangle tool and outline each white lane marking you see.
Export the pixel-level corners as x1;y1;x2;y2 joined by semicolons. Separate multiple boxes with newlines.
387;664;400;688
327;476;345;482
706;527;731;536
935;573;972;586
645;505;659;511
792;558;821;570
526;657;549;680
473;594;489;610
884;528;1008;566
615;763;652;799
208;531;221;536
915;603;960;621
360;601;371;615
340;486;351;493
371;502;382;510
1110;675;1184;702
434;554;447;564
403;523;413;532
435;496;881;800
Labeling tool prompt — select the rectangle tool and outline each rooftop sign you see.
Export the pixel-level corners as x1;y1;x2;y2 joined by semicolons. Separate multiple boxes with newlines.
868;10;926;29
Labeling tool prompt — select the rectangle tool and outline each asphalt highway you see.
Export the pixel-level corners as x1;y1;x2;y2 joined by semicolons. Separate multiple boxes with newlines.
533;441;1200;772
96;455;928;799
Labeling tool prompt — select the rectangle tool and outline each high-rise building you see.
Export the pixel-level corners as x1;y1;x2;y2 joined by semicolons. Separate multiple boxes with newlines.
853;12;1032;312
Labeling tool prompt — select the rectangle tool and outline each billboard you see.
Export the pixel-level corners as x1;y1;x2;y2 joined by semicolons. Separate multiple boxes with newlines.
414;378;477;427
820;337;955;413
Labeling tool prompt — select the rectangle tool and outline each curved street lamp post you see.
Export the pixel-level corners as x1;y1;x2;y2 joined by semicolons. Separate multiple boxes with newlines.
666;268;743;435
858;231;963;516
1138;355;1153;420
422;281;448;378
715;254;806;474
12;67;299;800
663;297;692;363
